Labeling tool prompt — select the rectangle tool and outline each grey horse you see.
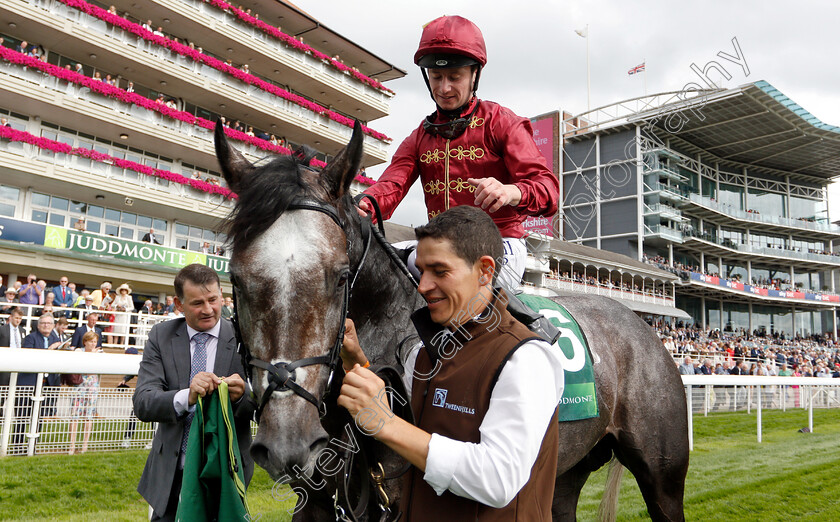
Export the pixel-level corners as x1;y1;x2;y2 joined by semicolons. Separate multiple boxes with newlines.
215;119;689;521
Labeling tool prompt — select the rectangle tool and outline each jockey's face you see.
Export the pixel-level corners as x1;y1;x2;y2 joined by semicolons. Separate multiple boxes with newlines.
416;237;495;329
428;65;475;111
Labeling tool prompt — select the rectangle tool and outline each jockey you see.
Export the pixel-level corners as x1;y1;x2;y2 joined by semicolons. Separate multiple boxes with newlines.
359;15;559;291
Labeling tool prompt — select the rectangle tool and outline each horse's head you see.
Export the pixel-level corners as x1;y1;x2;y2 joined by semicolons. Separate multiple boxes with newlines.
215;120;364;480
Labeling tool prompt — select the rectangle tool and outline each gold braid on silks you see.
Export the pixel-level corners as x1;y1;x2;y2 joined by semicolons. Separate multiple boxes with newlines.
423;178;476;195
420;149;446;164
449;145;485;161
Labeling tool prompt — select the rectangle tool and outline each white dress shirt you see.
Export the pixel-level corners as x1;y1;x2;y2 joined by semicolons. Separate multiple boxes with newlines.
172;320;221;416
402;337;564;508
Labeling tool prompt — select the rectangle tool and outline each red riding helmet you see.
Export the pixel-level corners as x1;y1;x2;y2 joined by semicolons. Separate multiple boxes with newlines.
414;15;487;69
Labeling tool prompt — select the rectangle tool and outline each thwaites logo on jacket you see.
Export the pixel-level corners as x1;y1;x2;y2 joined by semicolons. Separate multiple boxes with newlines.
432;388;475;415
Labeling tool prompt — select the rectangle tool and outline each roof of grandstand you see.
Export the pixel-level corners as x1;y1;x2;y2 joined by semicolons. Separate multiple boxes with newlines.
565;81;840;182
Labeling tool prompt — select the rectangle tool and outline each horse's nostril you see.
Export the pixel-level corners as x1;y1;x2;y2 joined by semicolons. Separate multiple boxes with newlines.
250;442;271;469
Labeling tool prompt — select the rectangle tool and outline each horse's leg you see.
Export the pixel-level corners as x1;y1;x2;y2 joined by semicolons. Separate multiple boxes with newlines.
612;430;689;522
551;460;593;521
552;436;614;521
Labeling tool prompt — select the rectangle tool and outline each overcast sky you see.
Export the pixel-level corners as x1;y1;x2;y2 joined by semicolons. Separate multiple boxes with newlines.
300;0;840;227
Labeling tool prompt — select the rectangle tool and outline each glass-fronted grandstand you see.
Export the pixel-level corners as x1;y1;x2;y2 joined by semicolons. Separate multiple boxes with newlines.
0;0;403;301
561;81;840;338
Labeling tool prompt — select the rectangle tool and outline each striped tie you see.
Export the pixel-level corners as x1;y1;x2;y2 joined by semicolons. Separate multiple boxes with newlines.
181;332;210;458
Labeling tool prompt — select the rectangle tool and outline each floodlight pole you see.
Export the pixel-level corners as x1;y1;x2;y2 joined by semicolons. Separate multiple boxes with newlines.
585;25;591;111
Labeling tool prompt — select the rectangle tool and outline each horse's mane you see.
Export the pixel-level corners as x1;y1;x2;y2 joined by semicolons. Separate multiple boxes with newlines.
225;149;319;252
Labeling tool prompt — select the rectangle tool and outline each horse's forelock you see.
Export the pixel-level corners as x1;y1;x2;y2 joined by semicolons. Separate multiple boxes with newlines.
225;155;318;253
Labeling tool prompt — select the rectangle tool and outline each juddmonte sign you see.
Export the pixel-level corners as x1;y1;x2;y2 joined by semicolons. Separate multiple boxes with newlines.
0;216;229;275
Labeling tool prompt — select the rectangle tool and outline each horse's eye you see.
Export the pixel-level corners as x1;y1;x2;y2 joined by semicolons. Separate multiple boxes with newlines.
337;269;350;287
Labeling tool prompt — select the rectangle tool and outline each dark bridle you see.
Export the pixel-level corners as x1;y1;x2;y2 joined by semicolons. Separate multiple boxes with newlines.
229;194;413;423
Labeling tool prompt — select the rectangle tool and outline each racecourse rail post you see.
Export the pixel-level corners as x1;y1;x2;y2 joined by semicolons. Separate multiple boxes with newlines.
757;385;762;443
0;372;19;457
27;373;45;456
808;386;814;433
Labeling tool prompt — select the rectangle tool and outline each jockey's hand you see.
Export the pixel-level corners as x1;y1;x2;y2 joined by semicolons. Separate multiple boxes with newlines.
188;372;220;405
340;319;368;372
468;178;522;213
222;373;246;402
338;365;394;438
357;198;372;217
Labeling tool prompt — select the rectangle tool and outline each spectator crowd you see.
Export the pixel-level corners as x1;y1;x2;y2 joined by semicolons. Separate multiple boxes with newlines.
653;320;840;379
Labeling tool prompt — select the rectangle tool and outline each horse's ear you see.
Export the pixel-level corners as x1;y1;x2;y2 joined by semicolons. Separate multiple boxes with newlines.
214;119;255;192
320;119;363;200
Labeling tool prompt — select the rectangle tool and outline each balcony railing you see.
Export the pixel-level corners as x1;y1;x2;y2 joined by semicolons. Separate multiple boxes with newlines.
644;224;684;242
644;182;690;202
182;0;393;102
683;231;840;266
684;193;840;235
644;203;686;221
0;125;235;211
0;303;172;353
542;276;677;307
11;0;390;152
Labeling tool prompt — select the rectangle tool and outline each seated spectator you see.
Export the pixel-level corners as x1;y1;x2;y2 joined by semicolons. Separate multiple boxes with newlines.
678;356;694;375
0;288;18;314
75;293;96;323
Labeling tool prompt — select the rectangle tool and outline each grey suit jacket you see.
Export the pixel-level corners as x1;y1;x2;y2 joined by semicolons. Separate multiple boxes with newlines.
133;317;254;515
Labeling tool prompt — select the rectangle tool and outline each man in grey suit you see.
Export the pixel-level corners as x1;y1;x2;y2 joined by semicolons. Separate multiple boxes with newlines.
0;308;26;400
134;264;254;521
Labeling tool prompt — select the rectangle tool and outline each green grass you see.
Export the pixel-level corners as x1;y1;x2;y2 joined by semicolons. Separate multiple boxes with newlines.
1;409;839;520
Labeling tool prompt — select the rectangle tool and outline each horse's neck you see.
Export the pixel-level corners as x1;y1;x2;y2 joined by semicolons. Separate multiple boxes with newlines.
349;237;422;365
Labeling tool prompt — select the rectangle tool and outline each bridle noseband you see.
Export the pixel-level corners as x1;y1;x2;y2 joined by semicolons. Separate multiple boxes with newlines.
230;196;374;422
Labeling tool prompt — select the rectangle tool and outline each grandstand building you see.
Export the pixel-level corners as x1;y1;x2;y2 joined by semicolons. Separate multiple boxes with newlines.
0;0;403;303
561;81;840;338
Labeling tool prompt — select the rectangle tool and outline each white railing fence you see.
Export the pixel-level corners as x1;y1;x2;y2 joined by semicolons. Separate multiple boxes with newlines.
1;303;172;352
682;375;840;450
1;351;838;457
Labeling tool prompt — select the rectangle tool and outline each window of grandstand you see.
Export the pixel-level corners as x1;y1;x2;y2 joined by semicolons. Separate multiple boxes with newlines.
39;121;173;186
747;188;785;217
789;194;828;223
174;223;225;253
29;190;166;240
0;184;19;217
718;183;744;210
